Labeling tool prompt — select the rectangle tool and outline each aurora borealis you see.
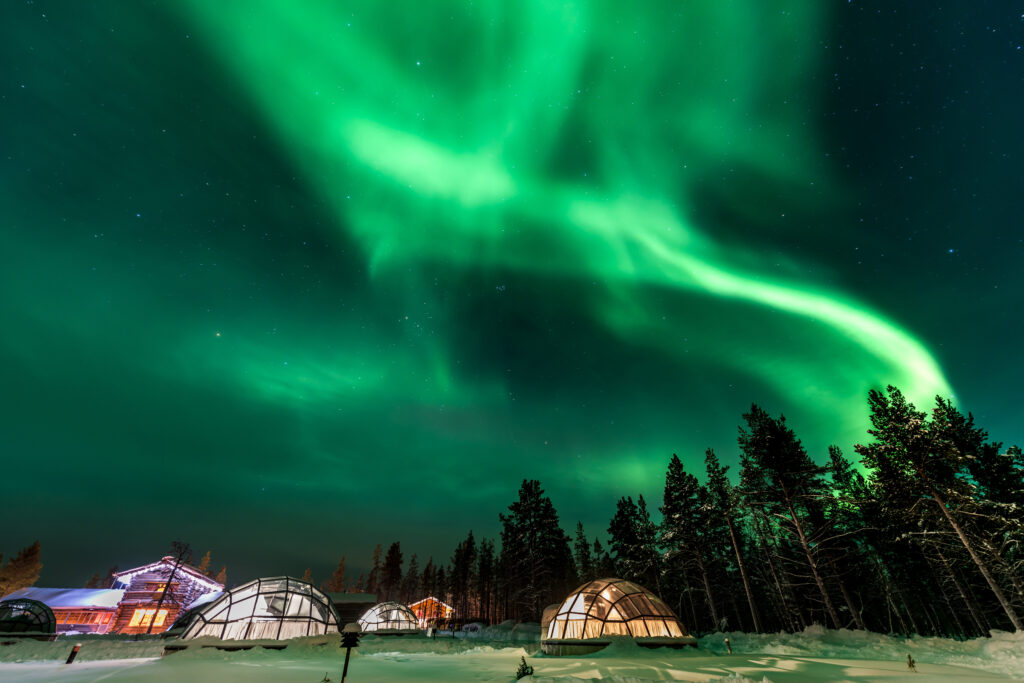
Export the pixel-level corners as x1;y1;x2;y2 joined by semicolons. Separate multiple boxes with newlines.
2;1;1021;585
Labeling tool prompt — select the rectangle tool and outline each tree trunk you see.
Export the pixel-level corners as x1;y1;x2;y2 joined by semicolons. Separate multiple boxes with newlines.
726;514;762;632
785;499;842;629
927;484;1022;630
755;514;798;631
827;554;866;630
694;552;721;630
934;546;988;636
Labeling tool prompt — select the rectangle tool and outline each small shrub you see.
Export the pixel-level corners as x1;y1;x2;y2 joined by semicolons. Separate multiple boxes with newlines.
515;655;534;680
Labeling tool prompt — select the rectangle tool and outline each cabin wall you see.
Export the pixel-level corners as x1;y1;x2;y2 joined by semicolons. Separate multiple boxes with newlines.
111;567;217;634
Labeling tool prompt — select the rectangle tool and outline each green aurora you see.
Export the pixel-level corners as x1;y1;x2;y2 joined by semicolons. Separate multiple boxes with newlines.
2;1;1020;584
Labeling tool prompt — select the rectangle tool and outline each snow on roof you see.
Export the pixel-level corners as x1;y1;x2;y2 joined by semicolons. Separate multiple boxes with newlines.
183;590;222;611
408;596;453;611
113;556;223;593
1;588;124;609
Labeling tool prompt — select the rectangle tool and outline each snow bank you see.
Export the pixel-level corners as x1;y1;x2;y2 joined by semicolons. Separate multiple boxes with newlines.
699;625;1024;679
0;634;165;663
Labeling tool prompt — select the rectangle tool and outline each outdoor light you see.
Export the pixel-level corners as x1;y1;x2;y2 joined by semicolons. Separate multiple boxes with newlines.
340;622;361;682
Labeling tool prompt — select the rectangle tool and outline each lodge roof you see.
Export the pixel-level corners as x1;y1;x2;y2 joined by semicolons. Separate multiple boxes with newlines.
1;587;125;609
113;556;223;592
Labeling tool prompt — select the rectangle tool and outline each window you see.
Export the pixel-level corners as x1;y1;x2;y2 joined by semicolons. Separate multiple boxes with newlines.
128;608;169;628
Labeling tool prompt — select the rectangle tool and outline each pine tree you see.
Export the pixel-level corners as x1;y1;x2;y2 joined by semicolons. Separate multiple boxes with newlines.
322;557;347;593
607;496;660;591
197;551;212;576
84;572;101;589
367;544;383;596
401;554;420;603
450;532;477;619
301;568;313;584
380;542;404;601
705;448;761;633
660;454;720;631
0;541;43;597
419;558;436;598
499;480;575;620
214;566;227;585
739;405;842;628
856;387;1022;631
592;538;615;577
573;522;594;582
476;540;496;623
103;565;119;589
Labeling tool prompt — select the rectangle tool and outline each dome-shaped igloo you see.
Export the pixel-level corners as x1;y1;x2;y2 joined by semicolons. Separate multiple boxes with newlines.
542;578;696;655
357;601;420;634
178;577;340;640
0;598;56;636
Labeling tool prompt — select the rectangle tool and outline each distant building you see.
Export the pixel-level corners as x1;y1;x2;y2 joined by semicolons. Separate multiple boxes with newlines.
326;592;377;627
408;596;453;627
108;556;223;634
0;588;124;634
1;555;223;635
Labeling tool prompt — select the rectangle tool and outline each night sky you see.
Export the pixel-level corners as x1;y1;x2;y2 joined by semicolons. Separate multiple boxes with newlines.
3;1;1021;587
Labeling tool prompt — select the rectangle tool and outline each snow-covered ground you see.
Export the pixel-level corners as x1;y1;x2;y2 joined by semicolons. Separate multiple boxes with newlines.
1;626;1022;682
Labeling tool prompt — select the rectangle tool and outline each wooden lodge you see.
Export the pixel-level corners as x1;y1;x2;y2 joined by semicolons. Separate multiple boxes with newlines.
408;596;454;628
0;587;124;634
108;556;224;635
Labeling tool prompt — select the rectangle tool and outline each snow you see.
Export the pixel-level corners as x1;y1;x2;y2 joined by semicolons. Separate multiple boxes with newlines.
2;587;125;609
1;626;1022;681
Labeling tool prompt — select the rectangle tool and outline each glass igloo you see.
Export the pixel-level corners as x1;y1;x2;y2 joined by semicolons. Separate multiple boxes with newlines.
178;577;340;640
0;598;56;635
357;601;420;634
542;578;696;655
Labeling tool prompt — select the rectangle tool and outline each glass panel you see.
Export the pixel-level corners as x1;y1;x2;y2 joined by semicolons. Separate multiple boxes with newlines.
583;619;603;639
601;582;626;602
616;598;640;619
603;621;628;636
666;620;683;637
606;606;623;621
227;596;257;621
590;596;610;619
563;619;583;639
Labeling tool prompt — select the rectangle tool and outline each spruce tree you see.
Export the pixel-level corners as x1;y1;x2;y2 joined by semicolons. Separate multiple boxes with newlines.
367;544;383;596
197;551;212;576
573;522;594;583
856;387;1022;631
401;554;420;603
476;540;496;622
0;541;42;597
739;405;842;628
659;454;720;630
499;480;575;620
381;542;404;601
607;495;661;592
322;557;347;593
705;448;761;632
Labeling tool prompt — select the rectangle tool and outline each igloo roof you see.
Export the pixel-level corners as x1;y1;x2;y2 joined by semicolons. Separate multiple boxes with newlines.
179;576;340;641
357;601;419;632
0;598;56;634
545;577;691;641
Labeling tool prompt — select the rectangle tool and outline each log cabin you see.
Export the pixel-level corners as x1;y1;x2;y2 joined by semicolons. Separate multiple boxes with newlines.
108;556;223;634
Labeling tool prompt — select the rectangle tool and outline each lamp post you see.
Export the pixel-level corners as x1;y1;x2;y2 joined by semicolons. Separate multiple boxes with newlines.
340;622;361;682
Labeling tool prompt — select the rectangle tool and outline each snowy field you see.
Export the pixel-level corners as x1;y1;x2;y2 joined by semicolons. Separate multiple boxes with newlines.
1;626;1023;682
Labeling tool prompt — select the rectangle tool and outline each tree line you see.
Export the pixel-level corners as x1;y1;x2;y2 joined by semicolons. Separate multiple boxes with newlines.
317;386;1022;637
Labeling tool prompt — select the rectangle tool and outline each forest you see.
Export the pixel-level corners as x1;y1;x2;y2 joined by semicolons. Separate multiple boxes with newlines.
2;386;1020;639
319;385;1024;638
